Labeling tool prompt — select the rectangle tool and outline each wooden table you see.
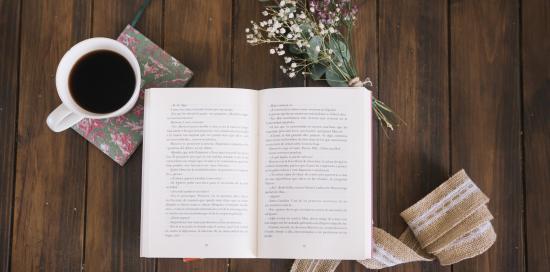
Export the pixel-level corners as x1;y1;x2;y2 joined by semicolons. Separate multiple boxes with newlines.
0;0;548;271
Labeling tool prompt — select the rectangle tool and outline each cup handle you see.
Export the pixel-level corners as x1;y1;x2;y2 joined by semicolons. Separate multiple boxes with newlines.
46;104;84;132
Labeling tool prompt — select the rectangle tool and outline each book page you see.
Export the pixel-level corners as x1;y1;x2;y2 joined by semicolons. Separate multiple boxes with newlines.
141;88;258;258
257;87;372;259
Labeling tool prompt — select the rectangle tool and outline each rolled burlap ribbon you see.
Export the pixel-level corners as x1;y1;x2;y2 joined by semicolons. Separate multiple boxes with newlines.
291;170;496;271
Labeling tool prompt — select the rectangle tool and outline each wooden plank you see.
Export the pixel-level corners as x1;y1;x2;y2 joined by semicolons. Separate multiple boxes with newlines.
450;0;524;271
232;0;303;90
522;0;550;270
378;1;449;272
164;0;232;87
0;0;20;271
83;1;163;271
230;0;302;270
230;258;292;272
158;0;233;270
335;0;378;271
11;0;91;271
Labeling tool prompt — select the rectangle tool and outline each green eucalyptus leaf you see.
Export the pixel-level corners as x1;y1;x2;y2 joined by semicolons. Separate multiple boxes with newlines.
288;44;305;55
311;63;327;80
328;37;350;63
325;66;348;87
300;23;312;34
307;36;322;62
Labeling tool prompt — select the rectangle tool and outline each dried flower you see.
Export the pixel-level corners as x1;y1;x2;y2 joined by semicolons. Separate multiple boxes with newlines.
246;0;401;131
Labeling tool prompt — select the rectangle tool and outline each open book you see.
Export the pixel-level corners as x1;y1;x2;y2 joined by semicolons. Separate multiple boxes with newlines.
141;87;372;259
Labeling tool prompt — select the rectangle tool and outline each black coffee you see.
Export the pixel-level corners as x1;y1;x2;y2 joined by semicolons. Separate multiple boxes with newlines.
69;50;136;113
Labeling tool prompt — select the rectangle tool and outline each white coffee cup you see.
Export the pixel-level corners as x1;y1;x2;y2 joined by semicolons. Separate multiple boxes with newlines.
46;37;141;132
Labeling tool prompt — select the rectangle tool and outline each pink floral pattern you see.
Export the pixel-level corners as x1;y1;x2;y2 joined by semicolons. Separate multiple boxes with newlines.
72;25;193;165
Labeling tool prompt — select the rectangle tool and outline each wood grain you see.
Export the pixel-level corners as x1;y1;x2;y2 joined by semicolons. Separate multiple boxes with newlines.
232;0;303;90
335;1;378;271
82;1;163;271
522;0;550;270
378;1;449;272
229;0;298;270
0;0;20;271
450;0;524;271
159;0;233;270
11;0;91;271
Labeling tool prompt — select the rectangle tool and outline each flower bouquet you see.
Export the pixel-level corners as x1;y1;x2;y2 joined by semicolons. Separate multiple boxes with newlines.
246;0;401;131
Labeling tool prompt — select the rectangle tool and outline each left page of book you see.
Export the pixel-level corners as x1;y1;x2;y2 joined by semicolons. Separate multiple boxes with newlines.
141;88;259;258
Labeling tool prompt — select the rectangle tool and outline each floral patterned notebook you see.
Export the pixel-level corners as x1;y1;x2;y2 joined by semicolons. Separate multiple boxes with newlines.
72;25;193;165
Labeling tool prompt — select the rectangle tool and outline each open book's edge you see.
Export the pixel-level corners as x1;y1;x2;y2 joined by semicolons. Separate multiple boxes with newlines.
140;89;152;257
365;89;373;259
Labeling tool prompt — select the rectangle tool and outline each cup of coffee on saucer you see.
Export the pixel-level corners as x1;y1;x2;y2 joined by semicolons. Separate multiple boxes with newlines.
47;37;141;132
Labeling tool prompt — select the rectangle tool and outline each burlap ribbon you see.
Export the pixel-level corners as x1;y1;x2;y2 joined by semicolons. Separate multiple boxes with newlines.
290;170;496;271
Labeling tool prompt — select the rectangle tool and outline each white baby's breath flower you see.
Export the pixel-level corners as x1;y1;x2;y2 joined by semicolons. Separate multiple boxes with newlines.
279;28;286;34
290;24;301;33
270;48;276;54
291;62;297;68
284;57;292;63
245;28;250;33
277;50;285;56
297;40;303;47
279;1;286;7
262;11;268;16
328;27;336;33
289;72;296;78
278;44;284;49
288;13;294;18
315;45;321;52
319;22;325;29
309;7;314;12
328;49;334;54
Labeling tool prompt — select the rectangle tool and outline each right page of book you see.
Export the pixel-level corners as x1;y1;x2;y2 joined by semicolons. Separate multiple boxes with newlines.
257;87;372;259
